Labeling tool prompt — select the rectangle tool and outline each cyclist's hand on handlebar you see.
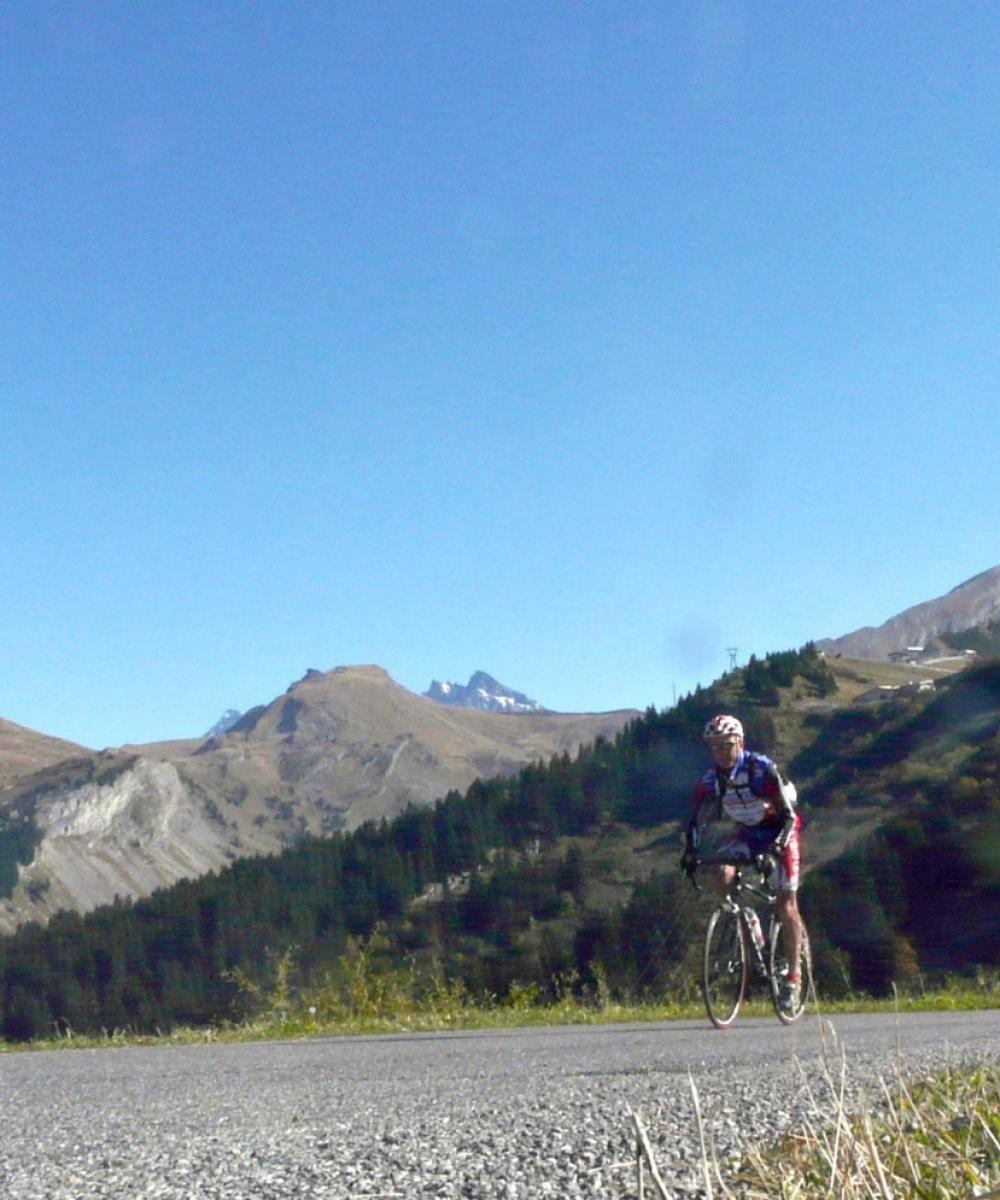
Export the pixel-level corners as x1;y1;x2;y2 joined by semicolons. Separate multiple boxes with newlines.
756;852;777;880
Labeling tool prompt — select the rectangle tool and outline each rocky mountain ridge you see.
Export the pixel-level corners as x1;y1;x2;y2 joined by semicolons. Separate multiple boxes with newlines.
0;665;637;932
205;709;242;737
423;670;544;713
818;563;1000;660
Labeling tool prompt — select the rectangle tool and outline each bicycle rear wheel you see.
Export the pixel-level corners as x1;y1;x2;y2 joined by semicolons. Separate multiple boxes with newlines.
703;905;747;1029
768;915;812;1024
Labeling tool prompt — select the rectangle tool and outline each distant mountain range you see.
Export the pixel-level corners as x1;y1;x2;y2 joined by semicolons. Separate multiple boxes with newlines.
4;560;1000;936
210;669;544;732
819;563;1000;661
0;666;636;932
423;670;544;713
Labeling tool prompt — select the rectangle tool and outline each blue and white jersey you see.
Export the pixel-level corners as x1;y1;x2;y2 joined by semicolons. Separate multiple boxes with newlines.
693;750;797;829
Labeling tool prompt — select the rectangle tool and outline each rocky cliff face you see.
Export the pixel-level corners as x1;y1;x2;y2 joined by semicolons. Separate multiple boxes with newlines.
818;564;1000;660
0;757;250;931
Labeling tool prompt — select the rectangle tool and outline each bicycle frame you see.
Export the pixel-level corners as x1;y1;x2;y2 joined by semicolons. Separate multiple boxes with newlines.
689;854;779;945
688;853;811;1028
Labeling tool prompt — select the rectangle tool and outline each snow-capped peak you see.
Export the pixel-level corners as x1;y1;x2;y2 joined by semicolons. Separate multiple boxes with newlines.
423;671;544;713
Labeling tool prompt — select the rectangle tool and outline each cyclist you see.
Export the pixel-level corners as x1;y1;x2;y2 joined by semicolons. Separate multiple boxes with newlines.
682;714;804;1010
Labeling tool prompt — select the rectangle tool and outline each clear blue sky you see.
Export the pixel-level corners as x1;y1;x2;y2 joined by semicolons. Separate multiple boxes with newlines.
3;2;999;748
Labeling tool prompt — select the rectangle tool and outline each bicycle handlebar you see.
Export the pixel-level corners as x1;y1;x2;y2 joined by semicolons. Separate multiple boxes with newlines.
681;852;778;890
687;853;769;868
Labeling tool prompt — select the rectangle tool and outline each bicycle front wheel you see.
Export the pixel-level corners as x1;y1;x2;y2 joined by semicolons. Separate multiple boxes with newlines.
768;915;812;1024
703;906;747;1029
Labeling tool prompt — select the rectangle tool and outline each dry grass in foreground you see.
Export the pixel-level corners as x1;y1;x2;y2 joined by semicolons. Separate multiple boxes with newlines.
722;1038;999;1199
739;1056;993;1195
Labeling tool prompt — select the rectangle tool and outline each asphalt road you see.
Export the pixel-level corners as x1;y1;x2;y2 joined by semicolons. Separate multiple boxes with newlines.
0;1010;996;1198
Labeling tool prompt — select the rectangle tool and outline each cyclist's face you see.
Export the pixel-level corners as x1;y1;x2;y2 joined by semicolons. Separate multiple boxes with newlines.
707;735;743;768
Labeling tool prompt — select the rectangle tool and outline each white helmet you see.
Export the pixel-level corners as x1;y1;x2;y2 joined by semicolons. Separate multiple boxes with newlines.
703;713;744;740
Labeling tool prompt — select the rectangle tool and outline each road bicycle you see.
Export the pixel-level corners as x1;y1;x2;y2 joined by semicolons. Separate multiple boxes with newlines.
686;853;813;1030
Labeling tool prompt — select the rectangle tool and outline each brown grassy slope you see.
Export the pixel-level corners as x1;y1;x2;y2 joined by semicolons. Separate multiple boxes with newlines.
166;664;640;831
768;654;964;761
0;717;88;788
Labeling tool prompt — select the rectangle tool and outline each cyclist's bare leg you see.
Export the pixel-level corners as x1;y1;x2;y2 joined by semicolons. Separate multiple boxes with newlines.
775;888;802;978
706;864;735;900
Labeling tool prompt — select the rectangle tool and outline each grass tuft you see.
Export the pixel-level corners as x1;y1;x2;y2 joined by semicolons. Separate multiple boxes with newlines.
729;1038;1000;1198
